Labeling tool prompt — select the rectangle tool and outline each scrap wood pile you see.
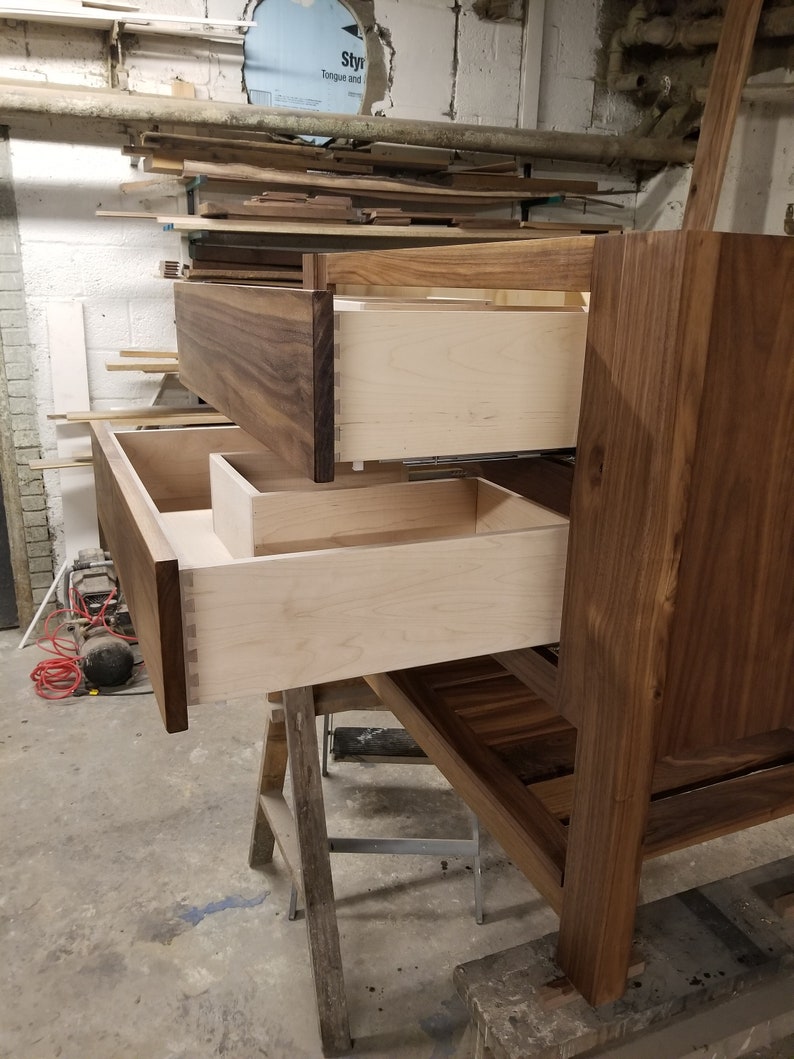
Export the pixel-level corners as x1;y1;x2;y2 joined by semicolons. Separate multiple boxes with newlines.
123;129;622;286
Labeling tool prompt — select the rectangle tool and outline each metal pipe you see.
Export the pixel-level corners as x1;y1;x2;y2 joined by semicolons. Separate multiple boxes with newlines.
608;3;794;92
0;80;697;165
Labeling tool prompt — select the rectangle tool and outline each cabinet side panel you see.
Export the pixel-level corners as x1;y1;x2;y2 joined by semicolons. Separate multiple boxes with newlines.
556;231;719;1004
175;284;335;482
659;235;794;753
91;423;188;733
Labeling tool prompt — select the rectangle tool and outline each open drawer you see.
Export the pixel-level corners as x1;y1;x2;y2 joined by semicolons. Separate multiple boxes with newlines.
92;423;569;733
174;283;588;482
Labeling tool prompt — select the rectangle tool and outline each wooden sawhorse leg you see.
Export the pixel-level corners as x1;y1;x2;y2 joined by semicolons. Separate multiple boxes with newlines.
249;687;351;1057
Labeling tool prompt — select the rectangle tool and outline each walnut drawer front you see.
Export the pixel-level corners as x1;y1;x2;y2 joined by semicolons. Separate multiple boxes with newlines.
92;424;568;730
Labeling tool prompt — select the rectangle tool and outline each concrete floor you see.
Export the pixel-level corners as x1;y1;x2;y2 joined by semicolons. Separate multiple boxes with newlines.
2;626;793;1059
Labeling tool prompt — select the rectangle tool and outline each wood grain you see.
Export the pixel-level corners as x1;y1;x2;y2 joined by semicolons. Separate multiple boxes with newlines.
91;422;188;732
175;283;335;482
335;306;587;461
531;728;794;821
323;236;596;292
682;0;764;231
556;231;719;1005
659;235;794;752
644;762;794;858
365;667;566;912
283;687;351;1056
249;704;288;868
181;496;568;700
493;647;558;712
115;425;262;511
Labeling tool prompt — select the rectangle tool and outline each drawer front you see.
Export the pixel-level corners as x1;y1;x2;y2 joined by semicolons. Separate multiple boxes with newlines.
175;283;587;483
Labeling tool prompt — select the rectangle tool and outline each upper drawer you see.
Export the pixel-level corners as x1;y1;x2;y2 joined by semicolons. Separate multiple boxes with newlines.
174;283;587;483
92;423;569;730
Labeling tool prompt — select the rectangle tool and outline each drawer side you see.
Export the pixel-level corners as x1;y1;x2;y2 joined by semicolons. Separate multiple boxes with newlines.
91;423;189;733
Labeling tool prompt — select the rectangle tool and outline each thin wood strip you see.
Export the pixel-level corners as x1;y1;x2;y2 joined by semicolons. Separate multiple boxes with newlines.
105;360;180;373
30;455;92;469
118;349;178;358
682;0;764;231
158;215;583;242
258;792;303;895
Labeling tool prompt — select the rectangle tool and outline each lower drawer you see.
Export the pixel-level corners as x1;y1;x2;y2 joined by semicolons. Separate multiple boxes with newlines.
92;424;568;731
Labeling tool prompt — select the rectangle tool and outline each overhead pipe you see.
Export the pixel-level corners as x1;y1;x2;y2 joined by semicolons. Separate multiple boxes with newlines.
608;2;794;92
0;80;697;165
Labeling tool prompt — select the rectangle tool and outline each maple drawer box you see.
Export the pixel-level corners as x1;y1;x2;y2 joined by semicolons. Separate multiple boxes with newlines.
174;283;588;483
91;423;569;733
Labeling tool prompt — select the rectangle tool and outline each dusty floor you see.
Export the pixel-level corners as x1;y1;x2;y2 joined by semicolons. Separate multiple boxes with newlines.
2;627;793;1059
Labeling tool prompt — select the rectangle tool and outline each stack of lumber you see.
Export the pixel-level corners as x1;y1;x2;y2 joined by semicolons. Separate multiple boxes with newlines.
116;130;623;277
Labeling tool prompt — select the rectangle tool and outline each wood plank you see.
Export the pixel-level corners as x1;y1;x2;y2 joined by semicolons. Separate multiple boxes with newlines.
556;231;720;1005
105;359;180;372
282;687;351;1057
90;421;188;732
30;455;92;470
191;244;303;267
180;160;591;203
118;348;178;358
257;793;303;894
174;284;335;482
493;647;558;710
181;513;568;701
441;174;600;194
198;201;357;222
335;307;588;461
249;705;289;868
159;215;574;242
682;0;764;231
644;762;794;858
658;235;794;752
365;668;566;912
322;236;596;292
67;411;230;427
532;728;794;821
